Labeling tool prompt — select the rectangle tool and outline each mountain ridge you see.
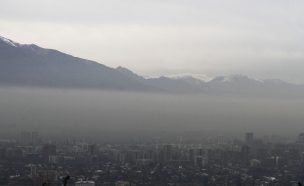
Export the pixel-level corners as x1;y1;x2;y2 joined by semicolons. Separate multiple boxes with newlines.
0;36;303;96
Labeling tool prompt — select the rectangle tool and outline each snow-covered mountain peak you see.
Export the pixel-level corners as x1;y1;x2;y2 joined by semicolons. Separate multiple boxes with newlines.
0;36;19;47
211;75;264;83
156;73;212;82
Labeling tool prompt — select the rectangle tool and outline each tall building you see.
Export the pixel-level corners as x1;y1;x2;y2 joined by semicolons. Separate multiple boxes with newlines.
19;131;41;145
245;132;254;144
42;144;57;162
298;133;304;143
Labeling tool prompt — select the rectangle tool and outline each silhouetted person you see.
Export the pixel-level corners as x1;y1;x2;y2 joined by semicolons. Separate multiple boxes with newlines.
63;175;70;186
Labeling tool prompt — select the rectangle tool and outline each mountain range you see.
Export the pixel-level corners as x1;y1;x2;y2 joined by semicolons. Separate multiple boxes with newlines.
0;35;303;96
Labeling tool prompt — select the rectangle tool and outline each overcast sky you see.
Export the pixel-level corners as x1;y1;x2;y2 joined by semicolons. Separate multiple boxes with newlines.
1;0;304;82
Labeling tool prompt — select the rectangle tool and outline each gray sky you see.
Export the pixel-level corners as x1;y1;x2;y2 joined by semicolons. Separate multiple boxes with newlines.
1;0;304;82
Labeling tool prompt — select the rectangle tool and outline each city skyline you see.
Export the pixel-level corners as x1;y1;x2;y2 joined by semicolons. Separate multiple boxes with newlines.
1;1;304;185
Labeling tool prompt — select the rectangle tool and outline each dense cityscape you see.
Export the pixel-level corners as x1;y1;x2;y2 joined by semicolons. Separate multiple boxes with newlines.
2;1;304;186
1;132;304;186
